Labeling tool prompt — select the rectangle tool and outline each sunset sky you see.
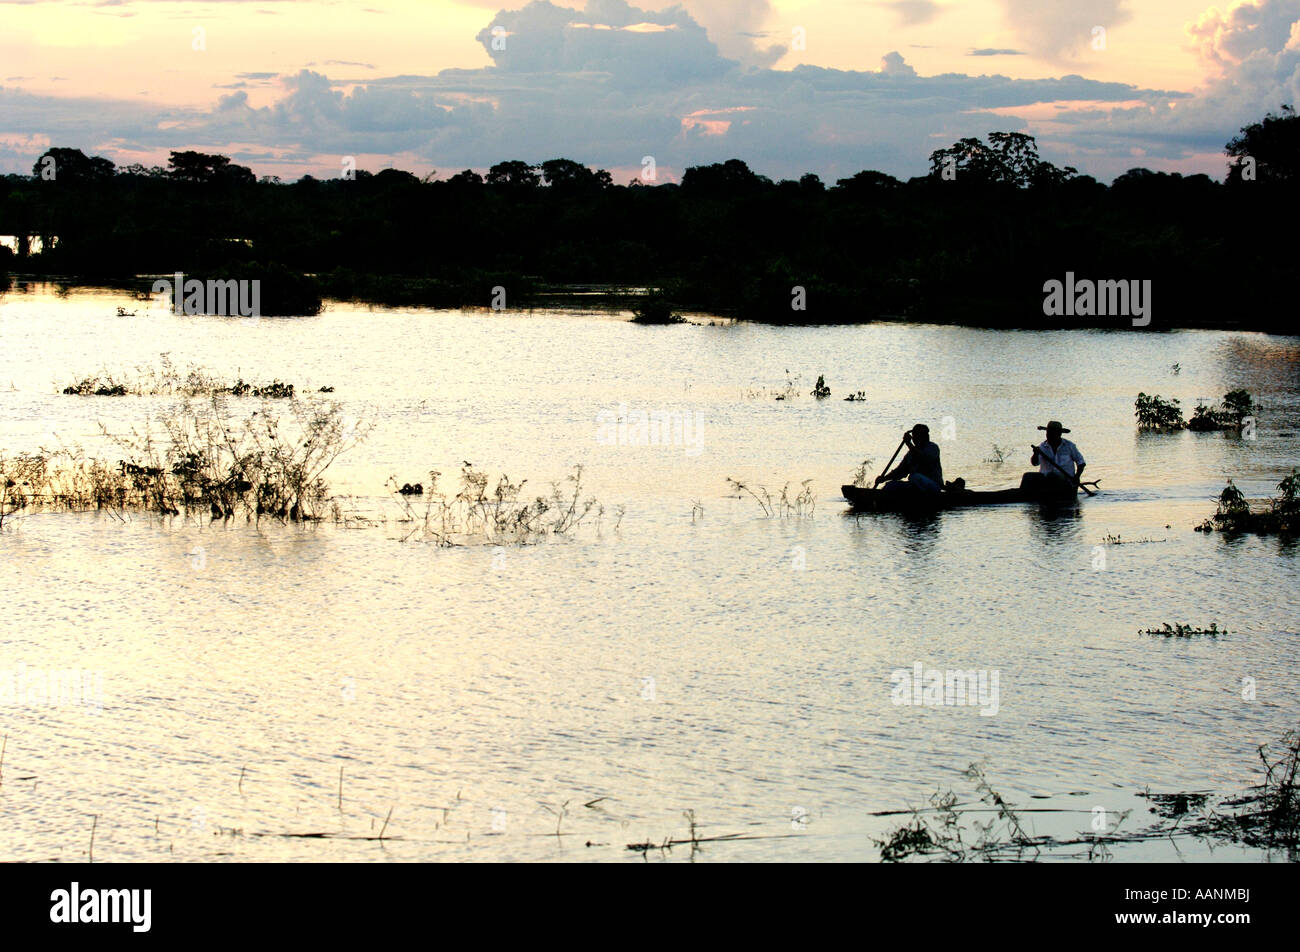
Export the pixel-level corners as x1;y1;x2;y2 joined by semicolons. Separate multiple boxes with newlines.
2;0;1298;182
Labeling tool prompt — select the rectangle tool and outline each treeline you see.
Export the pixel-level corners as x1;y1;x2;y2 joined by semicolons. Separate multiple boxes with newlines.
2;108;1298;328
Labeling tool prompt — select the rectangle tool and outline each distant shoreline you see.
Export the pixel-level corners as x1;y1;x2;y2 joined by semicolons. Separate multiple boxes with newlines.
2;273;1291;335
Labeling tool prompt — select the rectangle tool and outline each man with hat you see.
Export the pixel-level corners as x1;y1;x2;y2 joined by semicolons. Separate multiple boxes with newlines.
1031;421;1086;493
875;423;943;494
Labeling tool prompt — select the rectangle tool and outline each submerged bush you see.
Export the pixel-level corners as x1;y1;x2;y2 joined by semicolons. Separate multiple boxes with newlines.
1188;389;1258;431
0;398;365;524
1134;392;1185;430
630;291;684;324
1196;470;1300;535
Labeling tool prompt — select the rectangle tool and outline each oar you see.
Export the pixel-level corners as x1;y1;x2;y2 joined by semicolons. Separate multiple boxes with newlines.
874;434;908;485
1030;443;1096;496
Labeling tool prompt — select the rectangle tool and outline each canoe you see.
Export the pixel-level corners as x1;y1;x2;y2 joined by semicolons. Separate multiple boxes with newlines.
841;474;1082;513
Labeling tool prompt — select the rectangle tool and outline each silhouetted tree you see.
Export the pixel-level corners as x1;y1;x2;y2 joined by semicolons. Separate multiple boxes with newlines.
1226;105;1300;184
486;160;540;187
167;151;254;185
681;159;771;194
32;148;115;184
928;132;1076;187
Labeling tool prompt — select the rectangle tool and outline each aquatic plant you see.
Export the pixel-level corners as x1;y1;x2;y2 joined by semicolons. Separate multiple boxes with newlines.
1196;471;1299;535
850;459;875;488
1134;392;1185;430
984;444;1009;464
60;357;310;398
0;398;365;523
388;464;600;545
875;765;1040;862
1186;390;1257;432
810;375;831;399
61;376;129;397
726;477;816;519
1140;622;1226;637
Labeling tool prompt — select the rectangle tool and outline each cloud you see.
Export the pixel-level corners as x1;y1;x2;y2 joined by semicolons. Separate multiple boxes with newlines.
0;0;1205;182
879;51;917;76
969;48;1026;56
1187;0;1300;69
999;0;1132;61
880;1;942;27
473;0;734;83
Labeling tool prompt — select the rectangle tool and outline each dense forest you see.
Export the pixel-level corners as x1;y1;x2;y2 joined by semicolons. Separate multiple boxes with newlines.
1;106;1297;328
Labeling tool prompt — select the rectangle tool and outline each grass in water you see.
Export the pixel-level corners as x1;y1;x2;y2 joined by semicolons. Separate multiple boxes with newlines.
0;397;365;525
388;463;602;545
726;477;815;518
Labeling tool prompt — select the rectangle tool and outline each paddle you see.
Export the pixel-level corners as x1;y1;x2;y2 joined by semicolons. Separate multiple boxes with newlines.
873;434;909;486
1030;442;1096;496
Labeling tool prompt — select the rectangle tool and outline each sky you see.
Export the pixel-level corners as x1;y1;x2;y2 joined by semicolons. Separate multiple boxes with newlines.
1;0;1299;183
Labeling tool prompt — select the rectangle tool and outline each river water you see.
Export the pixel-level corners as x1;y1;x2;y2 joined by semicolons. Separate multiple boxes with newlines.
2;281;1298;862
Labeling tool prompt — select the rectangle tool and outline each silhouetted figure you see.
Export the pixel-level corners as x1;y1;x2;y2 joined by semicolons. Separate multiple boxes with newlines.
1031;420;1086;494
876;424;943;493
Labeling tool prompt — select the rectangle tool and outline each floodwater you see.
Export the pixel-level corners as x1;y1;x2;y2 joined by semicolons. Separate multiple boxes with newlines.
2;281;1299;862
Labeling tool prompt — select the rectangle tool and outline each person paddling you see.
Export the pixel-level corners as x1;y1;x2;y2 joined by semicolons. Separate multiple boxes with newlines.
875;424;943;494
1031;421;1086;494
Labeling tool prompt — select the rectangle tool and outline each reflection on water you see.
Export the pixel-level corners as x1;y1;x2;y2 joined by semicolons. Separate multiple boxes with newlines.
1;283;1299;862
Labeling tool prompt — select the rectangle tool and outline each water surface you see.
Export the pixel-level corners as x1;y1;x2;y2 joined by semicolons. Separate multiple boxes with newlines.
2;283;1298;861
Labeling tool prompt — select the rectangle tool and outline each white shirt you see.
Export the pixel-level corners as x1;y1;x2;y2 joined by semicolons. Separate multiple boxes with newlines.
1036;438;1085;477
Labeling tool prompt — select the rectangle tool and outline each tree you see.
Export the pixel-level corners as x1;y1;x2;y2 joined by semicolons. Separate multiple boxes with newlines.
1226;105;1300;184
928;132;1076;187
486;160;540;188
446;169;484;187
32;147;115;184
167;151;255;185
680;159;771;194
834;169;901;192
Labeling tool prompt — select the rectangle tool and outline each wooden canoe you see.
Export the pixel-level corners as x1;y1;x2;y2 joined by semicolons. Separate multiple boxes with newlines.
841;476;1082;513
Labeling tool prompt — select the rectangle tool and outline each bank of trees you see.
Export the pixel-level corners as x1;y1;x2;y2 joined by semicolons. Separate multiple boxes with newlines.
1;108;1297;328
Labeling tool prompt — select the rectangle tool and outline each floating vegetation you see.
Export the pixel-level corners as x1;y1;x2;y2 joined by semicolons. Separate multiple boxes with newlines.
0;398;365;525
61;376;129;396
387;464;604;545
875;724;1300;862
60;358;309;399
875;765;1047;862
843;391;867;402
726;477;815;519
1140;622;1226;638
984;444;1010;464
1099;533;1167;545
1195;471;1299;535
810;375;831;399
